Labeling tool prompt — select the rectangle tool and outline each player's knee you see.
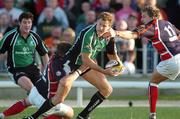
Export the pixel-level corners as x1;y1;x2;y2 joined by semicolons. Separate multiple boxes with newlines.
66;106;74;119
101;85;113;98
150;79;161;84
106;85;113;96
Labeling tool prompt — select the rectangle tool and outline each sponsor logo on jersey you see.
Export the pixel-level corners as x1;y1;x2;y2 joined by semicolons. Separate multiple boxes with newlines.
56;71;61;76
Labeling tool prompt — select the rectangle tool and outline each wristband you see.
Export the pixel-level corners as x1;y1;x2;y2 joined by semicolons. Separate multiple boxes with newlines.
76;69;82;75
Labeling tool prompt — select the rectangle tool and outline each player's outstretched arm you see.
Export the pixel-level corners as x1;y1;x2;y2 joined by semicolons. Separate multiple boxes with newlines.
103;28;139;40
115;30;139;40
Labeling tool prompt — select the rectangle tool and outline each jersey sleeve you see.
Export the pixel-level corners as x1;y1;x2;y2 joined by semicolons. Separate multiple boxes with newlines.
105;38;117;55
81;32;93;53
136;24;155;40
0;33;12;53
31;32;48;56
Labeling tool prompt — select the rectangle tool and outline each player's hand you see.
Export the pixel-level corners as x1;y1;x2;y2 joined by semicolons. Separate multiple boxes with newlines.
135;25;145;32
102;28;116;39
103;68;120;76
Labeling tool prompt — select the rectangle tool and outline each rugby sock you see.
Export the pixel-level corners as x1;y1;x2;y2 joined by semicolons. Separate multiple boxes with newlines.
78;91;105;118
43;114;62;119
31;99;54;118
3;99;29;117
148;83;158;113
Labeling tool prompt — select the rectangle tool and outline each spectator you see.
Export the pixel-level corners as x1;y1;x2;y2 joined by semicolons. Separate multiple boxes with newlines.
0;0;23;23
0;12;11;34
110;0;123;11
34;0;46;17
76;1;91;25
37;6;60;40
115;0;138;21
14;0;35;12
38;0;69;29
94;0;112;14
75;10;96;36
44;26;63;55
0;12;11;72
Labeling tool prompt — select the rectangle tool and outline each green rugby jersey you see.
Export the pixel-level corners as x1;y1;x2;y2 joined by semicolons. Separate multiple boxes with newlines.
0;28;48;69
63;25;117;67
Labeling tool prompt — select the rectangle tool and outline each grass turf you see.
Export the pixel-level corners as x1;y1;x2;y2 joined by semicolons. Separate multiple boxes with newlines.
0;107;180;119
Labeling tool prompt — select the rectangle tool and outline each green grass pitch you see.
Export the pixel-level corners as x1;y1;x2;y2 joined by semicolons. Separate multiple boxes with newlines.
0;107;180;119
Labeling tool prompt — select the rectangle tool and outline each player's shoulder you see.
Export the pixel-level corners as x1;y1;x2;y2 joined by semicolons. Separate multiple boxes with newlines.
30;30;41;40
81;25;96;36
3;27;17;37
158;19;172;26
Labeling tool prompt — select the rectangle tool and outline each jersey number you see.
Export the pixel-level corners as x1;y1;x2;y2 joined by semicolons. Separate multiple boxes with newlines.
164;25;177;42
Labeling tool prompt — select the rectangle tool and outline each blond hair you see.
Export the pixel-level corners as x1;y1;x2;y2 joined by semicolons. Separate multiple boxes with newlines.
61;28;75;44
97;12;114;26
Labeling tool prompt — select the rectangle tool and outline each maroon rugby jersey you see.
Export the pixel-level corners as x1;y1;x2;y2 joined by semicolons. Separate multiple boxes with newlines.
46;55;63;98
138;19;180;61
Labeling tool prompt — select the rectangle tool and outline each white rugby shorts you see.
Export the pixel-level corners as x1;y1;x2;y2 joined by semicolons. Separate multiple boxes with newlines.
156;54;180;80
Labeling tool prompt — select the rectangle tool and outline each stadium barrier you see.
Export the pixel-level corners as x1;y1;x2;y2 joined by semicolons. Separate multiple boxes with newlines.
1;80;180;107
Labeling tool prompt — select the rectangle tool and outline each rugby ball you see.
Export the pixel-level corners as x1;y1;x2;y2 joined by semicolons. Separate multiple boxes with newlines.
105;60;123;73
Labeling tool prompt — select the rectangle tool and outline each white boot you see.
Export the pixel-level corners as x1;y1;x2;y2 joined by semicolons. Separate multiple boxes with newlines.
149;113;156;119
0;113;5;119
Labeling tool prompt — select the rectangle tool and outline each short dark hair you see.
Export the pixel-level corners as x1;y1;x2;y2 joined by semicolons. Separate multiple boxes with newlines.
18;12;34;22
55;42;72;57
97;12;114;26
141;5;160;18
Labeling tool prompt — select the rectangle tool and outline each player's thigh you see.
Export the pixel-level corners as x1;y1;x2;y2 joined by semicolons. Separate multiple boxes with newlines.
13;72;34;91
18;76;34;91
82;70;112;92
151;69;168;84
156;55;180;81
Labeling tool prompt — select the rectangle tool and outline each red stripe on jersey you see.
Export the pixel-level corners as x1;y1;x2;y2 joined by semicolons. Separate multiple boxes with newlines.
138;19;157;35
152;19;172;61
160;53;172;61
152;42;165;53
48;57;59;98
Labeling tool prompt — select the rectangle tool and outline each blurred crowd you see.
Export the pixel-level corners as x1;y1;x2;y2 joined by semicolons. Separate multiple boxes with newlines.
0;0;179;74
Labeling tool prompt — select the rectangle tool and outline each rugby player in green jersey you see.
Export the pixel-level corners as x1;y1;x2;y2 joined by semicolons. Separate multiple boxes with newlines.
24;12;122;119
